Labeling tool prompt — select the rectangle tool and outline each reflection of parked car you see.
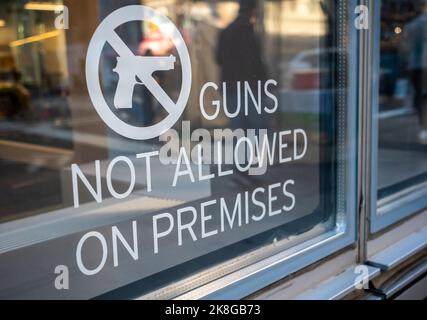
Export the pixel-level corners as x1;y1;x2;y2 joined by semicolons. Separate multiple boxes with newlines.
286;48;337;90
138;30;175;56
0;71;30;120
279;48;337;115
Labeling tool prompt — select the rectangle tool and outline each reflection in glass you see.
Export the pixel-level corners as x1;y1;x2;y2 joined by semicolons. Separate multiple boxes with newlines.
0;0;351;299
378;0;427;200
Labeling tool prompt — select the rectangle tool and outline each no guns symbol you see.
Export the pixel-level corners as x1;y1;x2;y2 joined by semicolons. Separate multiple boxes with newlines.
86;5;192;140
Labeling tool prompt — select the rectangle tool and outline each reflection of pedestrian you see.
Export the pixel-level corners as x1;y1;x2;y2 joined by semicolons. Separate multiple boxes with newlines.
216;0;269;130
0;67;30;120
401;8;427;141
141;49;155;126
215;0;269;187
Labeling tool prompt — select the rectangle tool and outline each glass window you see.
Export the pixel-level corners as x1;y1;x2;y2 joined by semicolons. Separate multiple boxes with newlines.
0;0;355;299
374;0;427;231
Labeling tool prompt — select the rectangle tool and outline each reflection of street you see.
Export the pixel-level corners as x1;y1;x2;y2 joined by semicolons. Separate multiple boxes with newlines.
0;107;323;228
377;0;427;197
0;0;336;228
0;161;63;223
378;114;427;195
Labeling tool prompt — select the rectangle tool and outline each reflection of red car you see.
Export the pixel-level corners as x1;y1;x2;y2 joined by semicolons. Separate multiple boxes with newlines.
138;31;174;56
291;69;321;90
287;48;339;90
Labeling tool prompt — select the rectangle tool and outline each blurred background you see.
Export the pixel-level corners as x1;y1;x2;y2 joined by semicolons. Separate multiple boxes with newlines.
0;0;336;224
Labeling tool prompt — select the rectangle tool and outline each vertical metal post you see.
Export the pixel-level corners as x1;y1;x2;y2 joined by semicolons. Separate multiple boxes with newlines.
357;0;375;264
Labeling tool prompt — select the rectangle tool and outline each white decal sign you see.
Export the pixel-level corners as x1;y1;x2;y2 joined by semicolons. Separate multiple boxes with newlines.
86;5;191;140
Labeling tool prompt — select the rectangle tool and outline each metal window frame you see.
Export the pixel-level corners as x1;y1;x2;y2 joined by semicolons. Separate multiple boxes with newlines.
370;0;427;233
137;0;359;300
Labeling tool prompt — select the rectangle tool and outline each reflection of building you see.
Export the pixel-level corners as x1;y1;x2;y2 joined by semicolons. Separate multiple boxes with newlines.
265;0;327;37
0;1;93;221
379;0;427;112
9;4;67;86
0;1;69;131
0;0;333;223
